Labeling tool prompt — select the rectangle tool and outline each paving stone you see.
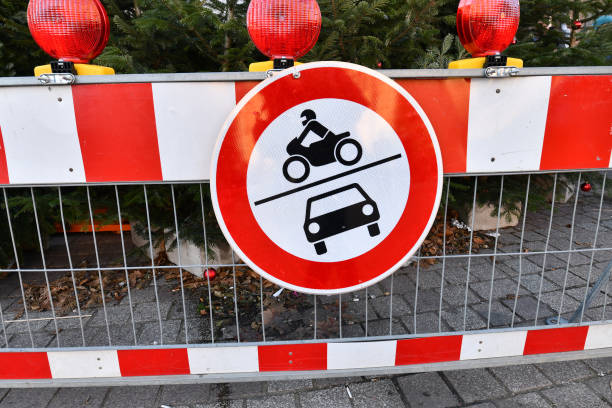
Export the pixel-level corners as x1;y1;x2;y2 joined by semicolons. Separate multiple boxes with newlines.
371;296;411;319
55;328;88;348
441;307;487;331
313;377;361;388
585;357;612;375
4;318;50;334
193;401;243;408
8;331;54;348
87;306;133;327
444;368;507;404
490;364;552;393
501;295;554;322
472;301;514;327
541;383;608;408
495;392;552;407
138;319;181;345
219;382;266;399
131;301;171;322
365;319;407;337
546;267;588;287
402;311;451;334
85;324;138;347
538;291;581;314
585;375;612;404
377;273;415;295
0;388;58;408
159;384;211;405
349;379;404;408
179;318;213;344
397;372;459;407
517;273;560;293
0;389;7;402
413;270;443;290
102;386;159;408
246;394;295;408
414;289;443;313
439;284;480;307
47;387;108;408
299;386;352;408
536;360;596;384
470;279;527;302
267;379;313;393
342;323;366;338
567;288;610;308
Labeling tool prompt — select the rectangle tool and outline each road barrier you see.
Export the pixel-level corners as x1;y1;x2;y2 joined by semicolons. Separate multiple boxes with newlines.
0;66;610;386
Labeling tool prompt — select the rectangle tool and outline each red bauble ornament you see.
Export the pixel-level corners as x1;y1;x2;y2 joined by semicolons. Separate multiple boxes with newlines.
247;0;322;59
573;20;583;29
377;62;383;68
204;268;216;280
581;182;592;193
457;0;520;57
27;0;110;63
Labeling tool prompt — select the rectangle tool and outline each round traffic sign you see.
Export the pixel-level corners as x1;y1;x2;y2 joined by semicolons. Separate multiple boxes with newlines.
211;62;442;294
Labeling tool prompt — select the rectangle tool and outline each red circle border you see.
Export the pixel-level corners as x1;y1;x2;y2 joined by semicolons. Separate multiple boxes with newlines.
213;63;442;293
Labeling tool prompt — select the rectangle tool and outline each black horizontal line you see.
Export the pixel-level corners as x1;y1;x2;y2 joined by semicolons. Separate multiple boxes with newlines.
253;153;403;206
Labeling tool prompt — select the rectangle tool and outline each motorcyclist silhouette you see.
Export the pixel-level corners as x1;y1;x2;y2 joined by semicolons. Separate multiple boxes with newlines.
282;109;363;183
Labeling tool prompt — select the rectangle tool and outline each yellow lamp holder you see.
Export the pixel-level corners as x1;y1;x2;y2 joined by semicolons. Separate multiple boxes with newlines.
449;55;523;69
34;60;114;76
249;58;303;72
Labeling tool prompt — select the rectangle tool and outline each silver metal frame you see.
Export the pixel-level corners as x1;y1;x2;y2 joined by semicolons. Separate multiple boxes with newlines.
0;66;610;87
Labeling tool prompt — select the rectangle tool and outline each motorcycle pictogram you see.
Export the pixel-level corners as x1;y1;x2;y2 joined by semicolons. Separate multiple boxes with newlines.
282;109;363;183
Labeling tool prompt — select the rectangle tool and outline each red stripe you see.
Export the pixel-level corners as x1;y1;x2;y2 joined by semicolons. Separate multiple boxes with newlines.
72;84;163;182
0;352;52;379
117;348;190;376
540;76;612;170
0;126;8;184
235;81;260;104
523;326;589;355
395;335;463;365
397;79;471;173
258;343;327;371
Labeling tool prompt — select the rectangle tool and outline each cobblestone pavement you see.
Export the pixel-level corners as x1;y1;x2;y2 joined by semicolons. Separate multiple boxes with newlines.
1;359;612;407
1;176;611;406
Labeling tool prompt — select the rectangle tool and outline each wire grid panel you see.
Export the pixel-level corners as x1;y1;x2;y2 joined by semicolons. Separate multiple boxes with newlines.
0;171;611;353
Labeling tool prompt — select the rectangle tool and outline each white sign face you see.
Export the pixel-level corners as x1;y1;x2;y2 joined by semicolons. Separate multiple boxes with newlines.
247;98;411;262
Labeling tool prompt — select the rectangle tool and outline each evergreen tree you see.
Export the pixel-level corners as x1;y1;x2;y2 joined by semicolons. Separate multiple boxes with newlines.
507;0;612;66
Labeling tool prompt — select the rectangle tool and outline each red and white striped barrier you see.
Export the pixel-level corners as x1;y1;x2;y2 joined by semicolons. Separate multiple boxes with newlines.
0;75;610;185
1;324;611;380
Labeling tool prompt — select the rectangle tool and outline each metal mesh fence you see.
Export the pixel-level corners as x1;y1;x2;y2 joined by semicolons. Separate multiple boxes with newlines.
0;170;610;350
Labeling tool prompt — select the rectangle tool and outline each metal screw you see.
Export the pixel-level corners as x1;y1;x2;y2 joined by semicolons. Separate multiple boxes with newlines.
293;71;301;79
57;97;63;102
496;89;501;94
491;157;496;162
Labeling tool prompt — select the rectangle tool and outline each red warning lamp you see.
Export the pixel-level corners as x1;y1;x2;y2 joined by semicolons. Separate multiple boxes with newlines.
247;0;321;71
450;0;523;69
27;0;114;76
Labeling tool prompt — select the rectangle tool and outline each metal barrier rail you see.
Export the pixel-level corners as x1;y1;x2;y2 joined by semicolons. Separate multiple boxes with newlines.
0;169;610;386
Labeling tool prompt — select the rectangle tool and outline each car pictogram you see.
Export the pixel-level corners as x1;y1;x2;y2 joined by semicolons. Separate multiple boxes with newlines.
282;109;363;183
304;183;380;255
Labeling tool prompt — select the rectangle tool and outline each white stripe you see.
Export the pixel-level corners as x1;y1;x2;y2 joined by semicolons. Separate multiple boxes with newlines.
460;331;527;360
327;341;396;370
466;77;552;173
584;323;612;350
0;86;85;184
187;346;259;374
47;350;121;378
609;150;612;168
152;82;236;181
